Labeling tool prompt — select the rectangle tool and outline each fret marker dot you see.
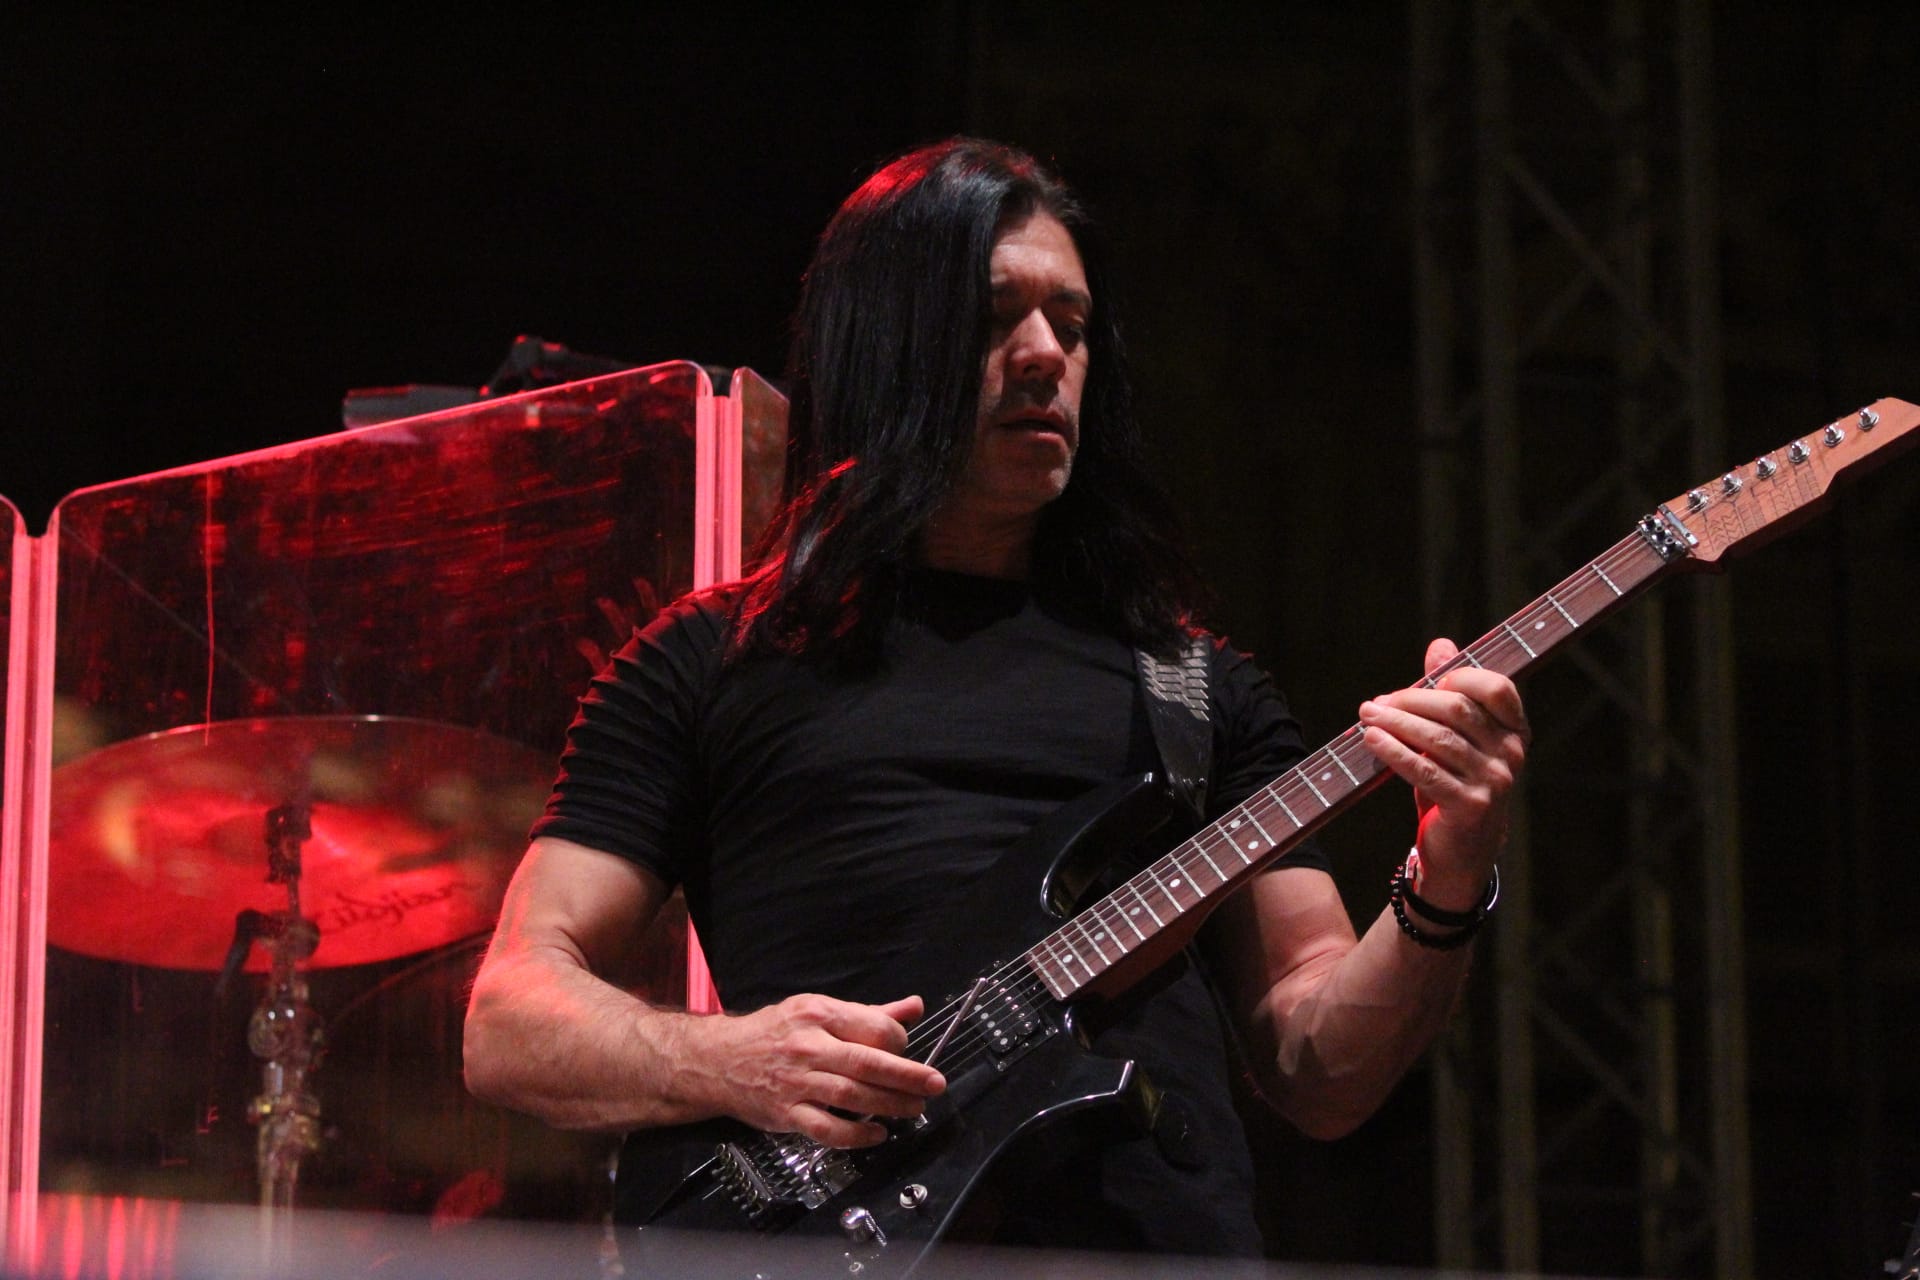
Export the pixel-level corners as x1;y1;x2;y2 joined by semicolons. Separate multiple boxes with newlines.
1321;772;1332;782
1094;931;1106;941
1534;620;1545;630
1248;841;1261;851
1230;818;1242;829
1170;878;1182;889
1130;906;1141;916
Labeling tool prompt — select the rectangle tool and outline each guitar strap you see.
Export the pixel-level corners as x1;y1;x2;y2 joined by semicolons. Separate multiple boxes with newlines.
1134;632;1213;824
1128;632;1220;1171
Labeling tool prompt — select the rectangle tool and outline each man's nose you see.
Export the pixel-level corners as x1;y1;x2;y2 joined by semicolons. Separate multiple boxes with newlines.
1008;312;1067;382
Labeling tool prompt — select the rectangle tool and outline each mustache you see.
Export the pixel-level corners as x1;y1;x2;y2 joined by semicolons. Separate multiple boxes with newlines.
984;390;1077;432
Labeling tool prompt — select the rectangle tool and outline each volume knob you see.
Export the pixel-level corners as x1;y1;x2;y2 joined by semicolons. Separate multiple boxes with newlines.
840;1206;886;1245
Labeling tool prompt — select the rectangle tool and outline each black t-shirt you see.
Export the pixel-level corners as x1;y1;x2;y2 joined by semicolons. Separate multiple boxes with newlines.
535;569;1330;1254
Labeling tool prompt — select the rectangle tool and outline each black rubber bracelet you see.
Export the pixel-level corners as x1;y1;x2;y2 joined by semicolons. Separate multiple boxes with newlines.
1402;867;1499;927
1389;862;1499;951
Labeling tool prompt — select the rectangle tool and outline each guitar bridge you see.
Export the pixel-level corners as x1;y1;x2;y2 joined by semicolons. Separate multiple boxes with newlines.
712;1132;860;1222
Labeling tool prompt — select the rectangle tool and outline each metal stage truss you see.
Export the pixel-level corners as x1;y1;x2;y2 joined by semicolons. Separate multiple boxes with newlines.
1409;2;1749;1276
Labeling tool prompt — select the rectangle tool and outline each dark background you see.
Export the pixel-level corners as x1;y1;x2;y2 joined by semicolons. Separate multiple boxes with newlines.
7;5;1918;1278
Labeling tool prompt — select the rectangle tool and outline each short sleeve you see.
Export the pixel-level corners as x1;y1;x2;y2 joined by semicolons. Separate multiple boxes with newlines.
529;593;729;886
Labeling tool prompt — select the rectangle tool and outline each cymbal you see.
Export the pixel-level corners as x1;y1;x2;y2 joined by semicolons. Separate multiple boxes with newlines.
47;716;552;970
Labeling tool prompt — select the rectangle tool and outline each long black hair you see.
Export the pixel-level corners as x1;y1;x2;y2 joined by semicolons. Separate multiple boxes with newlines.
732;137;1203;662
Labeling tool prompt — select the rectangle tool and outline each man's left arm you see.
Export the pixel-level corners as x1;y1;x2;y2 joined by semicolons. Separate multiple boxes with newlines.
1205;637;1529;1139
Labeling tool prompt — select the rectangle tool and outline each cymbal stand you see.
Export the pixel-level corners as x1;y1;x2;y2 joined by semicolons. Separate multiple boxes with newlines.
246;803;324;1263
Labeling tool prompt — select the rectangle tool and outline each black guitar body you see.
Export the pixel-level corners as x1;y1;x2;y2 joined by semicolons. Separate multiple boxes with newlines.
612;773;1177;1279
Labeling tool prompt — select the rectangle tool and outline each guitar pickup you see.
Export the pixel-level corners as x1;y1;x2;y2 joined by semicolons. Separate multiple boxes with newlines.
969;979;1044;1058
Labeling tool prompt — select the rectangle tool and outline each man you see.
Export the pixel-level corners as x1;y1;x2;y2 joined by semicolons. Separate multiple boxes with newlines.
463;138;1527;1257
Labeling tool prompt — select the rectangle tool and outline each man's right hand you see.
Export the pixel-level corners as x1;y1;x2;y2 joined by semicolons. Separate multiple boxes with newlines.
677;993;946;1148
466;838;945;1144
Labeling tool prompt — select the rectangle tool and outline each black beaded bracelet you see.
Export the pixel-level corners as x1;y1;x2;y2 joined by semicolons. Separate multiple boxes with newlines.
1403;870;1498;927
1389;858;1499;951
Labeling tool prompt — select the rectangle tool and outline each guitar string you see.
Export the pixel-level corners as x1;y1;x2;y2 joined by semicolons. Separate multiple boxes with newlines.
938;445;1860;1074
896;483;1754;1073
820;443;1871;1144
891;730;1388;1076
982;456;1835;1047
899;707;1401;1059
898;572;1618;1070
895;532;1675;1073
790;449;1839;1134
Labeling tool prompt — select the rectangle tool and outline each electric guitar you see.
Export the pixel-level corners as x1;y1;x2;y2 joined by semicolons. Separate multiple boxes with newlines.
614;399;1920;1278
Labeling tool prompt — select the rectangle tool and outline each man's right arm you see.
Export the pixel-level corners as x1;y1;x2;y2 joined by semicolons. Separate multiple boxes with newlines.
462;836;945;1148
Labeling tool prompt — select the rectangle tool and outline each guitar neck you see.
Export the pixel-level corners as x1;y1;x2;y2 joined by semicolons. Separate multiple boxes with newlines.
1021;526;1672;999
1023;396;1920;1000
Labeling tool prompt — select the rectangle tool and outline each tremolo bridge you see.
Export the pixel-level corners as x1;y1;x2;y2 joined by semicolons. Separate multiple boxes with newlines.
711;1132;861;1221
707;966;1056;1224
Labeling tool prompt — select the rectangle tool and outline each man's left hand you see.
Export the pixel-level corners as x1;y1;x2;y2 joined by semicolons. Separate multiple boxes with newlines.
1357;638;1530;912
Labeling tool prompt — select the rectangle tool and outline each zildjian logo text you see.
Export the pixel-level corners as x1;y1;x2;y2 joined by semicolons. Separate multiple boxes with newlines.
317;881;474;933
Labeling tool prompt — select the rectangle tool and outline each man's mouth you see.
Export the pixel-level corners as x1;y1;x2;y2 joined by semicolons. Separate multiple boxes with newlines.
997;410;1070;440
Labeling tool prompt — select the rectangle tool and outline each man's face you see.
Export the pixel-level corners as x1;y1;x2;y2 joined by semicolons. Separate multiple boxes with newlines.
949;210;1091;527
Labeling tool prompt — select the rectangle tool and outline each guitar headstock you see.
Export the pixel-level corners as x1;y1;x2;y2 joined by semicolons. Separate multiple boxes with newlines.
1660;397;1920;566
